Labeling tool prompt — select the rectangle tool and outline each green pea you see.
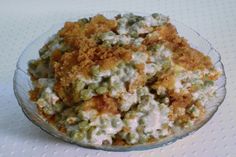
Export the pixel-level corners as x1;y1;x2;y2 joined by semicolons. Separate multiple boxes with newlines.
60;44;71;52
139;118;145;125
111;118;120;128
137;21;145;27
43;106;54;115
148;44;161;51
123;119;129;126
73;93;80;103
80;89;93;101
56;120;65;128
72;131;85;141
152;13;160;18
28;60;38;70
163;97;169;104
128;111;137;118
35;68;47;78
96;130;103;136
96;86;108;95
162;60;171;71
204;80;214;86
88;127;96;139
101;118;109;128
78;121;90;130
137;87;148;96
118;62;125;68
133;38;143;46
91;65;100;77
130;31;138;38
127;133;137;142
191;83;202;91
136;16;144;21
77;111;83;120
127;18;137;26
78;18;89;25
153;44;161;50
110;82;121;90
116;70;122;76
53;102;63;112
88;83;99;90
159;103;166;110
139;134;148;143
107;31;115;36
39;45;48;57
112;82;121;89
117;40;124;46
95;36;103;44
188;106;196;114
190;107;196;113
103;41;112;47
75;80;85;93
136;126;144;134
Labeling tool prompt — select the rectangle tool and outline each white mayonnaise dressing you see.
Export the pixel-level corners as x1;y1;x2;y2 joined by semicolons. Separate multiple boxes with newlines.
142;105;161;133
120;91;138;111
131;52;148;64
89;127;112;145
89;114;123;145
80;110;98;121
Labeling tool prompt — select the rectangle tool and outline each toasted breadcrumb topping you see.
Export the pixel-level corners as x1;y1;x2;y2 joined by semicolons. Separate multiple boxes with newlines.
28;13;220;146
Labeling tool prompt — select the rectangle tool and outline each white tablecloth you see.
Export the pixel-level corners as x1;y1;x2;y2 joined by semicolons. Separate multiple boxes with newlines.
0;0;235;156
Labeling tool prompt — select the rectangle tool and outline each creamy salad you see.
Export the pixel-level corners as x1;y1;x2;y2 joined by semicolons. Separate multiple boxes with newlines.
28;13;220;146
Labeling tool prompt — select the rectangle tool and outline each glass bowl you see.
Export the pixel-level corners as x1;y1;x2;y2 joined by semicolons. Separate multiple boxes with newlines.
13;11;226;151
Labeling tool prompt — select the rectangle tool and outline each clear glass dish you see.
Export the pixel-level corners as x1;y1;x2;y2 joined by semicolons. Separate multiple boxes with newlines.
13;11;226;151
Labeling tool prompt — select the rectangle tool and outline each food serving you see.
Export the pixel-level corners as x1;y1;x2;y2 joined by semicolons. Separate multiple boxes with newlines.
28;13;220;146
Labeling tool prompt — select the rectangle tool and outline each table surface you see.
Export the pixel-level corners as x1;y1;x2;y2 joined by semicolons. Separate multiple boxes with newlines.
0;0;236;156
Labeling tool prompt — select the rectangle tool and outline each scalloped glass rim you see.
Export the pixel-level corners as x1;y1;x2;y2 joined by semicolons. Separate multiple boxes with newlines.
13;11;226;151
